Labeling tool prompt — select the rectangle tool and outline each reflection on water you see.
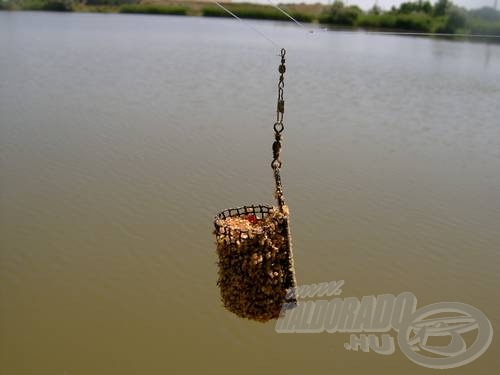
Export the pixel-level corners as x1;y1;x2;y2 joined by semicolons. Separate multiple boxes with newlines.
485;43;492;68
0;11;499;375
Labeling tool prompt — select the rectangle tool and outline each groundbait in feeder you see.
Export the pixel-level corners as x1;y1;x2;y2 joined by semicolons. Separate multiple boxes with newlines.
213;49;297;322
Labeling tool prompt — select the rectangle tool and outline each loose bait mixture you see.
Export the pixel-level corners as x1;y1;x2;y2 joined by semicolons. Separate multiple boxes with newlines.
214;205;295;322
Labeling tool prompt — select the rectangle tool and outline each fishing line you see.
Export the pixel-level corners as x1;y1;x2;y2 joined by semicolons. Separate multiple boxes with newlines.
268;1;500;40
266;0;314;32
323;29;500;39
212;0;500;41
211;1;282;50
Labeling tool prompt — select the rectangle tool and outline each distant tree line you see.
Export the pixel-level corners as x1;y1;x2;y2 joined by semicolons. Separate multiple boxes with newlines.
320;0;500;34
1;0;74;11
1;0;499;36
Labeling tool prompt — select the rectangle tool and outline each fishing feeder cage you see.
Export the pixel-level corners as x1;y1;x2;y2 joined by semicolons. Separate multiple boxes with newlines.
213;49;297;322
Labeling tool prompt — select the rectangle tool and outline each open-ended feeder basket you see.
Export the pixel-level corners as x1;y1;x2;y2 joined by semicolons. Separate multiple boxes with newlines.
214;204;297;322
213;49;297;322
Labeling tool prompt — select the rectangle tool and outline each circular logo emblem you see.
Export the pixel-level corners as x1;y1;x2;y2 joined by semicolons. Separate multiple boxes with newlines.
398;302;492;369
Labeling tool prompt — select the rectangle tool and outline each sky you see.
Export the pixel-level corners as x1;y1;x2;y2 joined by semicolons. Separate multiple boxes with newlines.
250;1;497;11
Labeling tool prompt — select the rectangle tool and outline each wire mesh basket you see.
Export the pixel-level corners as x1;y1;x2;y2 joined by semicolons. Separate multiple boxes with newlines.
214;204;297;322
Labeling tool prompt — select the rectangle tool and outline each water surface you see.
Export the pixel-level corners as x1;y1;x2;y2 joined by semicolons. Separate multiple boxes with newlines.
1;11;500;374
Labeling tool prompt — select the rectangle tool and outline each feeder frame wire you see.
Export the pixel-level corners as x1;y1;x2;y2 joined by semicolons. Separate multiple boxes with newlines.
272;48;287;211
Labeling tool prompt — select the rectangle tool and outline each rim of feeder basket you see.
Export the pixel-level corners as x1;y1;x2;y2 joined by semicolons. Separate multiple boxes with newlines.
214;204;274;222
213;204;288;238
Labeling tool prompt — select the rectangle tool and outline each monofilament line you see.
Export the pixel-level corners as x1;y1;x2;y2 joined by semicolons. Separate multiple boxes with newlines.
272;0;500;39
356;30;500;38
211;1;282;50
211;1;500;41
267;0;313;32
266;1;500;39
